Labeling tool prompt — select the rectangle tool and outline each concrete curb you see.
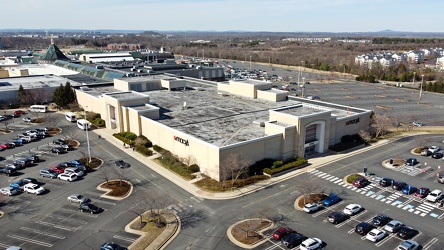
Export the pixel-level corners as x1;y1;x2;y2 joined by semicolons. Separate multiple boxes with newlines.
96;180;133;201
226;219;274;249
124;211;180;250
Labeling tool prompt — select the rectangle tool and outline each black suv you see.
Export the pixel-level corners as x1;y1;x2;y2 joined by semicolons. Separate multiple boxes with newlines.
379;178;394;187
392;181;407;191
115;160;131;169
372;214;392;227
355;222;375;235
0;166;17;176
327;212;349;224
25;154;40;163
79;203;101;214
281;233;306;248
397;226;419;240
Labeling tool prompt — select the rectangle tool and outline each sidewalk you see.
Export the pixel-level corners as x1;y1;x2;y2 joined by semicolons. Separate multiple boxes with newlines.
91;128;401;200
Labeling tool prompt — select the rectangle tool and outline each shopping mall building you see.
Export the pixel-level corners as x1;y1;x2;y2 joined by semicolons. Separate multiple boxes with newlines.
75;76;372;181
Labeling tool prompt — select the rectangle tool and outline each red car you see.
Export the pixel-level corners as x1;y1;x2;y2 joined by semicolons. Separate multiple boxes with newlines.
14;110;26;115
50;165;65;173
0;143;12;149
352;177;370;188
272;227;295;240
414;187;430;198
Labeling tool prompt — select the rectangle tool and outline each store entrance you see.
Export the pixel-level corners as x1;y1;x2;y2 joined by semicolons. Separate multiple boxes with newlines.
305;145;316;154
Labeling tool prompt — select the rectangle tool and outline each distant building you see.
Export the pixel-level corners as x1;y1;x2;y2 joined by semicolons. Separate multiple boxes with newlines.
39;39;70;62
78;53;135;63
106;43;142;51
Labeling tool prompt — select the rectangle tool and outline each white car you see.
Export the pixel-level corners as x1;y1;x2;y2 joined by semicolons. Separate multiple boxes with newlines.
0;187;17;196
303;203;322;213
67;194;89;203
22;117;32;123
64;167;84;177
384;220;403;233
412;121;423;127
428;146;440;153
397;240;420;250
343;204;362;215
366;228;386;242
426;189;443;202
23;183;45;195
58;173;78;182
300;238;322;250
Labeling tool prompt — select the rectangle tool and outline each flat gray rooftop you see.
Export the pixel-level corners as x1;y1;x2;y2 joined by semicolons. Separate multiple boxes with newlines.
0;75;81;91
145;83;295;146
107;92;144;100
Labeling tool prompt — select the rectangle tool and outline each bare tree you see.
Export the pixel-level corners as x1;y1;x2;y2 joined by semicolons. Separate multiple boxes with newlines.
295;180;326;205
358;129;372;144
219;153;251;189
113;167;127;187
128;197;152;224
43;112;60;129
371;114;391;138
181;154;197;167
99;165;111;185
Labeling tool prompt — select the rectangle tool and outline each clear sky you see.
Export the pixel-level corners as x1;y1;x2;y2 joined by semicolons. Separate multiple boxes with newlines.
2;0;444;33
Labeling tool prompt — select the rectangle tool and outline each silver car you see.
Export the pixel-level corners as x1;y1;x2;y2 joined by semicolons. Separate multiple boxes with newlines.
67;194;89;203
0;187;17;196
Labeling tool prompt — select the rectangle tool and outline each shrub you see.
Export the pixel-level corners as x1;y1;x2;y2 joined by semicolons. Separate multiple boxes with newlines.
188;164;200;172
346;173;363;183
263;158;308;175
135;135;153;148
413;146;428;154
113;133;133;145
94;118;106;127
121;132;137;141
135;145;153;156
153;145;165;153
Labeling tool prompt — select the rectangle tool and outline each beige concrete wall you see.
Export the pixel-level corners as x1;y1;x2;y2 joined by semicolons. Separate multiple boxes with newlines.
160;79;187;90
219;134;282;179
257;90;288;102
114;79;130;91
128;108;142;135
333;113;371;145
298;113;331;157
0;69;8;78
140;116;220;179
217;83;231;92
229;81;256;98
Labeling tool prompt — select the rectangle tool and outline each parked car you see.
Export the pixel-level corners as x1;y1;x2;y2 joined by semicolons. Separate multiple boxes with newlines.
397;240;420;250
0;167;17;176
9;140;23;146
49;165;66;174
22;117;32;123
24;154;40;162
432;152;443;159
272;227;294;240
58;173;78;182
6;162;23;170
100;242;128;250
402;185;418;195
384;220;403;233
397;226;419;240
0;187;18;196
380;178;395;188
372;214;392;227
366;228;386;242
405;158;419;166
392;181;407;191
352;177;370;188
23;183;45;195
428;145;440;153
355;221;375;235
64;167;84;177
426;189;443;202
51;147;67;154
438;173;444;184
53;138;67;145
0;143;13;149
322;193;341;206
420;149;432;156
59;162;87;172
16;158;33;167
303;203;321;213
115;160;131;168
14;110;25;115
414;187;430;198
327;211;349;224
412;121;423;127
79;203;100;214
10;181;25;191
39;168;59;179
20;177;38;184
282;233;306;248
299;238;323;250
343;204;362;215
67;194;89;203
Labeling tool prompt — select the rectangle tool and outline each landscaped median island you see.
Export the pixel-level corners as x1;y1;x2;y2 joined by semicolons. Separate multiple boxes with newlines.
227;218;274;249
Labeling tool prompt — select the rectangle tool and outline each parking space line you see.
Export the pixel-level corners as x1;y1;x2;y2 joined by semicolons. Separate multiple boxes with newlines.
8;234;53;247
20;227;65;239
91;199;117;206
113;235;136;243
423;238;438;250
35;221;75;231
375;233;395;247
45;214;88;224
86;190;105;196
0;243;10;248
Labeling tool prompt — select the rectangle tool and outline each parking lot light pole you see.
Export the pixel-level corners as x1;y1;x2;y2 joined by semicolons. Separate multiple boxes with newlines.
84;106;91;163
249;56;252;69
412;72;416;87
419;74;424;100
302;77;305;98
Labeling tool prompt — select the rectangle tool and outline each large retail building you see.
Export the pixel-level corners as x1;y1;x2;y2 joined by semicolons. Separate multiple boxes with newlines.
75;76;372;181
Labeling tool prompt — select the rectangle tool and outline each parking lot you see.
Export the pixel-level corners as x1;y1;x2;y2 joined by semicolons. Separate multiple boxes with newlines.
0;114;138;249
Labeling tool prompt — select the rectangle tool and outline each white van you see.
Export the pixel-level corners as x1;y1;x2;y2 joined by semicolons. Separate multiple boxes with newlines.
65;112;77;122
77;119;91;130
28;105;48;113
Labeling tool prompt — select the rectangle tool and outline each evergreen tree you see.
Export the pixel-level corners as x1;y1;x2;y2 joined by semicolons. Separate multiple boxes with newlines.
17;84;26;104
53;84;65;108
63;81;76;104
